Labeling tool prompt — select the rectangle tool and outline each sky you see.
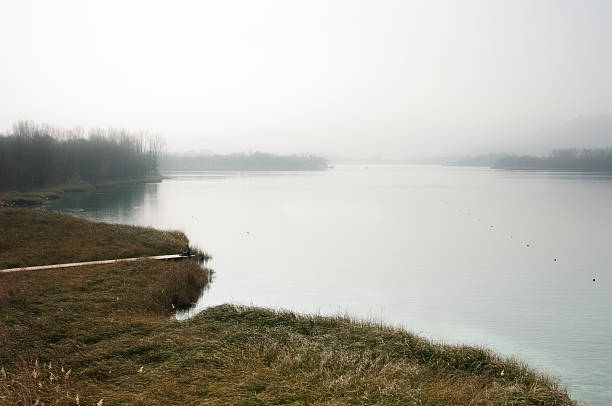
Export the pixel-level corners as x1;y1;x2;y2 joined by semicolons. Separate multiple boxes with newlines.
1;0;612;158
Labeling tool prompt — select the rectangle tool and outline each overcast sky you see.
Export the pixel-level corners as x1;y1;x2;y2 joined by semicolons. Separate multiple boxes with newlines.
1;0;611;158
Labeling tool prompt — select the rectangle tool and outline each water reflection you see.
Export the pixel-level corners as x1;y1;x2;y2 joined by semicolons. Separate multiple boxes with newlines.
44;167;612;405
176;264;216;320
46;183;159;225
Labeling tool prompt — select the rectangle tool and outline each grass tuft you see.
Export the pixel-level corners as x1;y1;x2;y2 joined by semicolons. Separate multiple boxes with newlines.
0;358;78;406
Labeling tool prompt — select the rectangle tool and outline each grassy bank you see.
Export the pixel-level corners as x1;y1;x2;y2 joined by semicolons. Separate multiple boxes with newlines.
0;177;163;207
0;183;94;207
0;209;575;405
0;208;207;269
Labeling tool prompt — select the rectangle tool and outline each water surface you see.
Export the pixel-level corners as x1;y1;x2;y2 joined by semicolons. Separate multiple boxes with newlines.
48;165;612;404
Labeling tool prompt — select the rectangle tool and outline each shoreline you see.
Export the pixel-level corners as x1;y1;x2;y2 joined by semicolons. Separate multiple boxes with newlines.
0;176;164;207
0;208;576;404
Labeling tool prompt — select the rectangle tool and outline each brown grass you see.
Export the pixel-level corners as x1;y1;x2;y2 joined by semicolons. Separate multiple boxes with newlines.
0;183;94;207
0;178;162;208
0;259;211;405
0;208;208;268
0;358;78;406
0;260;575;405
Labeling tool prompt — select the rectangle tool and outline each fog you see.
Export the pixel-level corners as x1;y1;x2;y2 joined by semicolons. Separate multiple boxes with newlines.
2;0;612;158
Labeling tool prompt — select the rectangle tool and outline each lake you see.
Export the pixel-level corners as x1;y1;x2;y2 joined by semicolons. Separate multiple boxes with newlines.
46;165;612;404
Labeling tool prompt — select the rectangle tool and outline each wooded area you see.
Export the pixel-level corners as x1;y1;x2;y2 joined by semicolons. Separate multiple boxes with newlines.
0;121;164;191
493;148;612;171
161;152;329;171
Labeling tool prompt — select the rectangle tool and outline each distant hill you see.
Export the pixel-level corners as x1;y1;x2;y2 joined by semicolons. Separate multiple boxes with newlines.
508;115;612;154
492;148;612;171
160;152;329;171
428;115;612;171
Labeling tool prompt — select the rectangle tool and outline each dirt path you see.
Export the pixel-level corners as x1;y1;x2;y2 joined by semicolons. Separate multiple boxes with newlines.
0;254;194;273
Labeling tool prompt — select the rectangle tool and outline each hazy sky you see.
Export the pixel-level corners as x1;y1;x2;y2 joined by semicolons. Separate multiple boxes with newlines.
1;0;611;158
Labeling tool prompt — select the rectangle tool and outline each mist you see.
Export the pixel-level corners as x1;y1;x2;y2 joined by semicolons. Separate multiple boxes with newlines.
4;3;612;403
2;0;612;159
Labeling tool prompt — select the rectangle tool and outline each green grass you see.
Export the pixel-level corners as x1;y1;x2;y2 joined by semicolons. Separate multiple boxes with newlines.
0;209;575;405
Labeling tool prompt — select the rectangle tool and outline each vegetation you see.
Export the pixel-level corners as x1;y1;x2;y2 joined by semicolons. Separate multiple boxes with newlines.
415;148;612;171
0;183;95;207
493;148;612;171
0;279;575;405
0;208;208;269
0;120;165;192
161;151;329;171
440;154;505;167
0;209;574;405
0;259;212;405
0;178;164;208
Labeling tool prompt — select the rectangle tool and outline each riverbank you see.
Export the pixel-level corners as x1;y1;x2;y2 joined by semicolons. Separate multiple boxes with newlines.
0;209;575;405
0;208;207;269
0;176;164;207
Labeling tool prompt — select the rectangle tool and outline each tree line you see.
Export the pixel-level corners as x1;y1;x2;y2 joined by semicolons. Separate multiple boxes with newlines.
161;152;329;171
492;148;612;171
0;121;164;191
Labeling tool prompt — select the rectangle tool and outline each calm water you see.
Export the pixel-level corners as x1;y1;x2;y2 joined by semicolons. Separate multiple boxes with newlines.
47;165;612;404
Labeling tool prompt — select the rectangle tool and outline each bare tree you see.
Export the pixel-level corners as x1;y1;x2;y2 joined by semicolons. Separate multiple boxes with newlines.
146;133;166;176
0;121;167;191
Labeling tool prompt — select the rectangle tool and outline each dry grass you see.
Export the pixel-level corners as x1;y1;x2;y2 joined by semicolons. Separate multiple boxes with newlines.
0;178;162;208
0;358;78;406
0;183;94;207
0;279;23;308
0;263;575;405
0;282;576;406
0;259;212;405
0;208;209;268
0;210;575;405
178;306;575;406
